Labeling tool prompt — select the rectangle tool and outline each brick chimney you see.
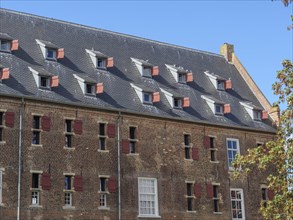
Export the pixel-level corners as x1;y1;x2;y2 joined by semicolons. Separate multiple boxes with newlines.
220;43;234;62
269;106;280;126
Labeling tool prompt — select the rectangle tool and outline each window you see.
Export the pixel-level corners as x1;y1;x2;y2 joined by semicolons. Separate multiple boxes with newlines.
184;134;191;159
261;187;268;208
97;58;106;68
32;116;41;145
230;189;245;220
99;123;106;151
215;104;223;115
138;178;159;217
209;137;217;162
227;139;240;170
99;177;108;208
143;67;151;77
0;112;4;142
0;40;10;52
31;173;40;205
129;127;137;154
253;110;262;121
85;83;95;95
178;73;186;83
143;92;152;104
186;183;193;211
46;48;56;60
0;170;2;204
174;98;182;108
217;80;225;90
40;76;50;88
64;175;73;207
213;185;220;212
65;120;73;148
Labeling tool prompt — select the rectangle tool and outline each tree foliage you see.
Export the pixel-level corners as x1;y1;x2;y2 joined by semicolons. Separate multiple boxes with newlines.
233;60;293;219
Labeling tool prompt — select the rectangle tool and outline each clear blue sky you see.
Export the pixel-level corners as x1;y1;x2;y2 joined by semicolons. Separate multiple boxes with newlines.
1;0;292;106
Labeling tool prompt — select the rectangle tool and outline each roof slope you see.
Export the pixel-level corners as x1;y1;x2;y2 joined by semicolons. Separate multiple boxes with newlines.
0;9;275;132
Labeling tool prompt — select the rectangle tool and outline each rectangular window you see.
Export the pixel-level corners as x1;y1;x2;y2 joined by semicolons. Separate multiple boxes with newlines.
85;83;95;95
31;173;40;206
186;183;193;211
215;104;223;115
209;137;217;161
178;73;186;83
65;120;73;148
174;98;182;108
99;123;106;150
40;76;50;88
0;40;10;52
32;116;41;145
99;177;108;208
143;92;152;104
230;188;245;220
129;127;137;154
184;134;191;159
97;58;106;68
0;112;4;142
227;139;240;170
217;80;225;90
64;175;73;207
143;67;151;77
138;178;159;217
253;110;262;120
0;170;2;204
213;185;220;212
46;48;56;60
261;187;268;208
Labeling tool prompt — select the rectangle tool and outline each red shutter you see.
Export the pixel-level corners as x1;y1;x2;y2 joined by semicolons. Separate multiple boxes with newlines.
192;147;199;161
194;183;201;198
74;120;83;135
1;68;10;80
262;110;268;120
41;172;51;190
56;48;64;59
206;183;213;199
96;83;104;94
182;97;190;108
107;123;116;138
108;176;117;193
122;139;130;154
225;79;232;90
268;189;274;200
10;39;19;51
74;175;83;191
203;136;210;149
151;66;159;76
106;57;114;68
42;116;51;132
5;112;15;128
186;72;193;82
50;76;59;87
152;92;160;103
224;104;231;114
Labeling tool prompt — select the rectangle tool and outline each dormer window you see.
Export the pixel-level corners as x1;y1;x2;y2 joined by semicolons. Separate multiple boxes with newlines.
205;71;232;90
217;80;225;90
165;64;193;84
215;104;223;115
46;48;57;60
0;33;19;52
160;88;190;109
130;83;160;105
143;92;152;104
40;76;50;88
73;74;104;96
201;95;231;115
28;66;59;89
131;58;159;78
0;40;10;51
240;102;267;121
36;39;64;61
85;83;95;95
174;98;182;108
86;49;114;69
254;110;262;121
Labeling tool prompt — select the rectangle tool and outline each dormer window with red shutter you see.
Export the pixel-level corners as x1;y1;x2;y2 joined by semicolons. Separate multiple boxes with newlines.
0;65;10;81
165;64;193;84
0;33;19;53
130;83;160;105
240;101;268;121
36;39;64;61
73;74;104;96
131;58;159;78
201;95;231;116
205;71;232;91
85;49;114;70
160;88;190;109
28;66;59;90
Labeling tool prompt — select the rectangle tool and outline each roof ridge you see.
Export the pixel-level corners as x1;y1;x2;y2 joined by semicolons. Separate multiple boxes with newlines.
0;8;223;58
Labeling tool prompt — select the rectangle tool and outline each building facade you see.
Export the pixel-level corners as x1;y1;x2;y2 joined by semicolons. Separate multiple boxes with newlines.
0;9;277;220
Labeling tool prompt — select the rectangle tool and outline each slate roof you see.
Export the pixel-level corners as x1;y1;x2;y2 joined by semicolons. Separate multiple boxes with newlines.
0;9;276;133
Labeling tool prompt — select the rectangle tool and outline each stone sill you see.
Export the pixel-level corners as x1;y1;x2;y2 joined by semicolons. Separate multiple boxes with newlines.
98;206;110;210
29;205;43;208
213;212;223;215
0;141;6;145
98;149;109;153
138;215;161;218
62;206;75;210
186;210;197;213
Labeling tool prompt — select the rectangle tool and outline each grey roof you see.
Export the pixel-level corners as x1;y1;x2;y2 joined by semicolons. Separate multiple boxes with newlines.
29;66;54;77
88;50;109;58
0;32;13;41
0;9;276;133
132;58;154;67
74;74;98;84
36;39;59;49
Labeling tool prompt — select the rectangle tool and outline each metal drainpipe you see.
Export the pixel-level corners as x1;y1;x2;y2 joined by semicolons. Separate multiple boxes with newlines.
117;112;121;220
17;98;24;220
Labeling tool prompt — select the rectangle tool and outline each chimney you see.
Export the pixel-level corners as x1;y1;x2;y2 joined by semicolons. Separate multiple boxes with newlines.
269;106;280;126
220;43;234;62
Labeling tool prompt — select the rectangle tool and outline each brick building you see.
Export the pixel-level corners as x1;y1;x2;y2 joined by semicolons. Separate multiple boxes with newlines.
0;9;278;220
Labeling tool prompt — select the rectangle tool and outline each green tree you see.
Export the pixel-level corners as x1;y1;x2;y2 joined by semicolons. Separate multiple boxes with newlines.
233;59;293;219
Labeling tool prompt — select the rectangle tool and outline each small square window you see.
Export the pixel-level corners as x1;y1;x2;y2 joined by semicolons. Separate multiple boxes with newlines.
0;40;10;52
40;76;50;88
46;48;56;60
253;110;262;121
215;104;223;115
174;98;182;108
217;81;225;90
97;58;106;68
143;92;152;104
178;73;186;83
86;84;95;95
142;67;151;77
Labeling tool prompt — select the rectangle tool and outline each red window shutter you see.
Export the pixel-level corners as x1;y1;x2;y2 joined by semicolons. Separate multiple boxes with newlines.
151;66;159;76
186;72;193;82
50;76;59;87
152;92;160;103
122;139;130;154
206;183;213;199
74;175;83;191
1;68;10;80
268;189;274;200
74;120;83;135
41;172;51;190
42;116;51;132
224;79;232;90
107;123;116;138
10;39;19;51
194;183;201;198
182;97;190;108
262;110;268;120
5;111;15;128
192;147;199;161
106;57;114;68
96;83;104;94
203;136;210;149
224;104;231;114
108;176;117;193
56;48;64;59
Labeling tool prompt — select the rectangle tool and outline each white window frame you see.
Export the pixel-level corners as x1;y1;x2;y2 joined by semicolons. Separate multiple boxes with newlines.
143;92;152;104
217;80;225;90
97;58;106;68
64;175;73;207
230;188;245;220
226;138;240;170
253;110;262;121
215;104;223;115
138;177;159;218
39;76;51;89
46;48;57;60
0;40;10;52
178;73;186;83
